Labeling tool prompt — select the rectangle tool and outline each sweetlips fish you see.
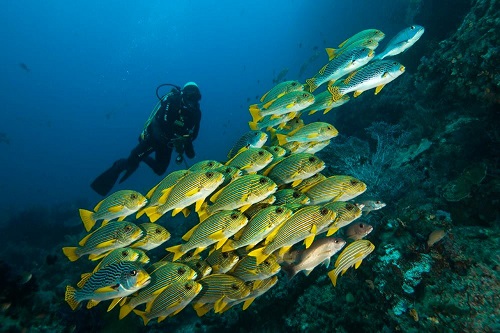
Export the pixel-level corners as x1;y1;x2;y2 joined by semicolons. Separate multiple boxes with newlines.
192;274;251;316
145;170;224;222
130;223;171;251
79;190;147;232
206;248;240;274
272;189;310;211
302;139;331;154
248;112;297;131
280;141;305;155
276;122;338;145
183;258;213;278
346;222;373;240
249;91;315;123
327;239;375;286
337;29;385;49
166;210;248;261
133;280;202;325
373;25;425;60
263;145;287;158
305;175;367;205
227;131;268;159
259;80;304;103
137;170;190;218
222;205;293;252
321;201;363;236
119;261;197;319
220;276;278;313
65;261;150;311
300;90;350;115
263;153;325;187
328;60;405;99
62;221;143;262
77;247;149;288
325;38;380;60
226;147;274;174
229;254;281;282
213;165;242;188
189;160;224;171
281;237;346;279
305;47;375;92
294;172;326;193
198;174;277;221
249;205;337;265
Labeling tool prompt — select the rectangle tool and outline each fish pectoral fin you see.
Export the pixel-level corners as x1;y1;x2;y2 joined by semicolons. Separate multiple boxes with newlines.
354;259;363;269
291;179;303;187
95;284;119;294
323;258;331;268
374;84;386;95
208;230;226;241
185;188;200;197
107;297;123;312
96;240;117;248
166;300;182;309
182;224;199;241
242;298;256;310
107;205;124;213
248;269;258;275
88;251;109;261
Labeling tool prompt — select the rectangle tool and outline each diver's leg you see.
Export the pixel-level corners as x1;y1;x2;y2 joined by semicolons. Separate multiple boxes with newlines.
143;146;172;175
118;141;151;183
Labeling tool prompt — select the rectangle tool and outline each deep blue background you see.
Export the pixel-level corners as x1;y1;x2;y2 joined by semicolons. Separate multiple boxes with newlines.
1;0;405;215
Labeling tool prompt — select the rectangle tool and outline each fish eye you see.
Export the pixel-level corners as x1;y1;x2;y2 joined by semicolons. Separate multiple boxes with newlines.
124;225;132;232
155;228;162;234
206;172;214;178
130;193;137;200
327;126;332;130
308;157;316;163
346;203;355;210
122;250;129;257
334;239;340;243
359;223;365;228
302;93;309;97
263;260;270;266
208;162;214;167
222;252;229;258
230;213;239;219
258;151;264;156
177;267;186;275
292;191;301;198
225;168;232;173
231;284;240;290
259;177;268;184
130;270;137;276
273;147;279;152
410;25;415;30
320;208;329;215
350;180;359;185
276;207;284;214
185;283;193;290
291;82;297;86
376;200;381;204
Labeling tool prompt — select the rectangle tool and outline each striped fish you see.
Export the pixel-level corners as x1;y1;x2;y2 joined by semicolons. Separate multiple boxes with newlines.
302;139;331;154
276;122;338;146
222;205;293;252
206;248;240;274
263;145;287;159
337;29;385;49
192;274;251;316
145;170;224;222
65;262;150;311
119;262;197;319
130;223;170;251
321;201;363;236
227;131;268;159
137;170;190;218
226;147;274;174
249;205;337;265
249;91;315;123
327;240;375;286
229;254;281;282
273;189;310;211
300;90;350;115
189;160;224;171
325;38;380;60
294;172;326;193
212;165;242;188
133;280;202;325
263;153;325;187
259;80;304;103
77;247;149;288
199;174;277;221
305;175;367;205
62;221;143;262
79;190;147;232
248;111;297;131
183;258;213;278
220;276;278;312
166;210;248;261
328;60;405;100
305;47;374;92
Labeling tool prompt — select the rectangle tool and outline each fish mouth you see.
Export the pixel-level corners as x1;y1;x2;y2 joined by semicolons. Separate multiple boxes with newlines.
400;65;406;72
194;282;203;294
189;270;198;280
132;229;144;240
136;271;151;287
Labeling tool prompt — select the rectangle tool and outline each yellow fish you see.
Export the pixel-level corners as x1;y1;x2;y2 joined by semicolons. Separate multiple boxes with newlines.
327;240;375;286
305;175;367;205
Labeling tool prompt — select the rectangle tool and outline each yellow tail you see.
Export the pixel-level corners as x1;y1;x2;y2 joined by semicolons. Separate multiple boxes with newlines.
65;285;80;310
276;133;288;146
248;247;269;265
79;209;96;232
305;78;318;92
133;309;150;325
221;239;235;252
327;85;344;102
249;105;262;123
327;269;338;287
62;247;79;262
119;302;134;320
166;245;185;261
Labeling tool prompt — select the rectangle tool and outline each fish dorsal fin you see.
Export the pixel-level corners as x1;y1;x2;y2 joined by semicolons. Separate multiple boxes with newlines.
157;186;174;205
107;297;123;312
182;223;199;241
374;84;386;95
318;63;329;76
78;232;94;246
146;183;159;199
343;70;357;85
77;273;92;288
260;90;270;102
209;186;225;203
94;199;105;212
325;47;339;61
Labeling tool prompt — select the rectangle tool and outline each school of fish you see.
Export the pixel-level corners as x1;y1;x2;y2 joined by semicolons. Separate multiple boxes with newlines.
62;25;423;324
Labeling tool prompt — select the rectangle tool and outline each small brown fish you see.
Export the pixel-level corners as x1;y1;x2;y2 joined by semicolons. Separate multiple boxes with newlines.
345;222;373;240
427;229;446;247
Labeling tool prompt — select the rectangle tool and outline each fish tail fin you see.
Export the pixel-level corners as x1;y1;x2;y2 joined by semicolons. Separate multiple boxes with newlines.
248;121;259;131
249;105;262;123
276;133;288;146
145;207;162;223
248;247;268;265
305;78;318;92
281;264;297;281
79;209;96;232
327;85;344;102
325;47;339;60
135;207;146;218
62;247;79;262
327;269;338;287
119;302;134;319
221;239;236;252
133;309;150;325
197;204;210;222
65;285;80;310
166;245;184;261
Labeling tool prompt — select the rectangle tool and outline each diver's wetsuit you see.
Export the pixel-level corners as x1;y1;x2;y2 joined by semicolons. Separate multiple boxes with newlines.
91;88;201;196
127;90;201;176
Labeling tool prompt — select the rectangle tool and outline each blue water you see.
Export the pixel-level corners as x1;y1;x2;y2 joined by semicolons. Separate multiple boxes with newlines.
1;0;403;214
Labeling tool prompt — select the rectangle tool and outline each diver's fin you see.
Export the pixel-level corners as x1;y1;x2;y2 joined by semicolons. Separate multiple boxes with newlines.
91;159;127;196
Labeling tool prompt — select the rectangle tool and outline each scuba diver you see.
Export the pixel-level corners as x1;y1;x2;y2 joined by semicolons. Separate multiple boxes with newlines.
91;82;202;196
